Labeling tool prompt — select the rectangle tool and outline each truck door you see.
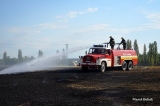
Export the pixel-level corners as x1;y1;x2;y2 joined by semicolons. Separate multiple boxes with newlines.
108;50;114;67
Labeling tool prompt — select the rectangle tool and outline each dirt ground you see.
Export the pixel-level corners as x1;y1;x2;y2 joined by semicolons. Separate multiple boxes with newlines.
0;66;160;106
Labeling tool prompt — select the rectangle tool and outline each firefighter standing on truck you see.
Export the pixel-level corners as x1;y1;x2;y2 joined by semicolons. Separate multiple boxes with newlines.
120;37;126;50
109;36;115;49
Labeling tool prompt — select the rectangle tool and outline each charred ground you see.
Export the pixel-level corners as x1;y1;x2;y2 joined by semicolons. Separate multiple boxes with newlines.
0;67;160;106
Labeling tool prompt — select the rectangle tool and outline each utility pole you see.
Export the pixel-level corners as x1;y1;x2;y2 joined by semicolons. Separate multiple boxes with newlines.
65;44;68;66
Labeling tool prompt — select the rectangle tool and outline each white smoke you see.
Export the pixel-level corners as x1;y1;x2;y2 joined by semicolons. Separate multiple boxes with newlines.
0;46;90;75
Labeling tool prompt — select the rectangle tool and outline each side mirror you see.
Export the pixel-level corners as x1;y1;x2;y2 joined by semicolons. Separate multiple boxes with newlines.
79;56;83;59
85;51;87;54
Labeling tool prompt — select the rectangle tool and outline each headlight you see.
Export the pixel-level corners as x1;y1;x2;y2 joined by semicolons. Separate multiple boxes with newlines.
96;58;100;63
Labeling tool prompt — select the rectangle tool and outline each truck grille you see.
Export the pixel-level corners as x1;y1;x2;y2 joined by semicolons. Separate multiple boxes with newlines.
83;56;93;63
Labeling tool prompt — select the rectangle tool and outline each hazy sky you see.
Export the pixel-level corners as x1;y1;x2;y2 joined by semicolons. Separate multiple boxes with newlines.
0;0;160;58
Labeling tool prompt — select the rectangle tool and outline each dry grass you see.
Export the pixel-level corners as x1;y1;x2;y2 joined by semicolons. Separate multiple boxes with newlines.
0;67;159;106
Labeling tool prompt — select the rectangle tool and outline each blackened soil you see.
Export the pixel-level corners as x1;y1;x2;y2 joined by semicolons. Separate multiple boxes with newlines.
0;67;160;106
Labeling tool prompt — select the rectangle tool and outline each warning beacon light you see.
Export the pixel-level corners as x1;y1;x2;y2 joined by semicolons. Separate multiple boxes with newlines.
93;45;104;47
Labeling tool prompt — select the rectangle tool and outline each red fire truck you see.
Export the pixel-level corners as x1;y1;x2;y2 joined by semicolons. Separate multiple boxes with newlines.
80;44;138;72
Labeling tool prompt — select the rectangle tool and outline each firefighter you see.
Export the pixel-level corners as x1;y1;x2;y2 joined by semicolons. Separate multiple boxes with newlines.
120;37;127;50
109;36;115;49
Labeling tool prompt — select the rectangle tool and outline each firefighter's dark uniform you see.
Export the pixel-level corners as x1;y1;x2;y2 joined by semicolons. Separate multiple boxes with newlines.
120;38;126;50
109;37;115;49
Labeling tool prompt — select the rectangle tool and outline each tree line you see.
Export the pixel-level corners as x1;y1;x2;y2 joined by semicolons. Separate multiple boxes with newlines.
0;48;68;66
127;39;160;66
0;49;44;65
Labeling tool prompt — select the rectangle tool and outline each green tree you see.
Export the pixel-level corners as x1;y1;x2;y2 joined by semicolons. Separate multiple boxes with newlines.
151;55;154;66
10;58;18;65
142;44;147;65
148;43;152;65
18;49;22;60
148;43;154;65
138;54;143;65
133;39;140;65
158;53;160;65
129;40;132;49
38;50;43;57
18;49;23;63
133;39;139;56
126;39;132;50
3;51;7;59
3;51;7;65
153;41;158;65
147;41;159;66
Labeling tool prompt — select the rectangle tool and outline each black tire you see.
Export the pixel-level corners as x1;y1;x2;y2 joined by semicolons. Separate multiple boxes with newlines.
121;61;127;71
82;66;88;72
127;61;133;71
99;62;106;72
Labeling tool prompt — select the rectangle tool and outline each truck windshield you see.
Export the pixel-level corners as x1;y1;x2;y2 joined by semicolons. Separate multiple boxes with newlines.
88;48;107;54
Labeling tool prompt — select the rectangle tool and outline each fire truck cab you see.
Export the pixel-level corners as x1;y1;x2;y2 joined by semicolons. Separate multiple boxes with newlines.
81;44;138;72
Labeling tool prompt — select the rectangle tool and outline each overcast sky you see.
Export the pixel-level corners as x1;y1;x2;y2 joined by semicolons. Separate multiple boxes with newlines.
0;0;160;58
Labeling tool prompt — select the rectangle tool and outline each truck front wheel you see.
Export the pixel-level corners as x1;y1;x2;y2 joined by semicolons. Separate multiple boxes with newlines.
122;61;127;71
99;62;106;72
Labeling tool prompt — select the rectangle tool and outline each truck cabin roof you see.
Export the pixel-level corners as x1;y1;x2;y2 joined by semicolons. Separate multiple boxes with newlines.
92;44;133;50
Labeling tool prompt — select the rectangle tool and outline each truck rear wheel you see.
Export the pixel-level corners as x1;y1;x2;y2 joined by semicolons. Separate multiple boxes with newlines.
82;66;88;72
122;61;127;71
99;62;106;72
127;61;133;71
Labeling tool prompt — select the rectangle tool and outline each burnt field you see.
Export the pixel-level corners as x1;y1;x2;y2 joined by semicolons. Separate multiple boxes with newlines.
0;67;160;106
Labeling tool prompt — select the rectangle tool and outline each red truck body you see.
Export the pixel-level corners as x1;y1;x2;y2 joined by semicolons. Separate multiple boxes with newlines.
81;45;138;72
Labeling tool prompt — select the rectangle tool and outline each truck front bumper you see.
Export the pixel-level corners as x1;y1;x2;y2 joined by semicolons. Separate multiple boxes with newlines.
81;63;100;68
